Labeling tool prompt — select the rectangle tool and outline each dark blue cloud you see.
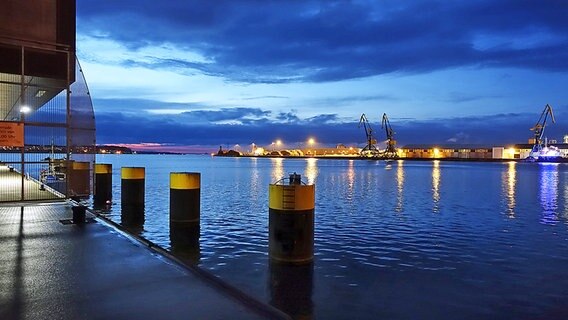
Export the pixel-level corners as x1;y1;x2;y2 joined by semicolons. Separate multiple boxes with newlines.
77;0;568;83
276;111;300;123
306;114;338;124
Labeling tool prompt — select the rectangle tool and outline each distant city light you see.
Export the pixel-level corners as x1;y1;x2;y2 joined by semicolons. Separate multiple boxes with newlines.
433;148;440;158
276;139;282;146
308;138;315;145
254;147;265;155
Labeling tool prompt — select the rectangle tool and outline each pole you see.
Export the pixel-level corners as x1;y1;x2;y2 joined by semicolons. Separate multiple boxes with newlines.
169;172;200;260
268;174;315;264
121;167;145;227
20;46;25;201
94;163;112;207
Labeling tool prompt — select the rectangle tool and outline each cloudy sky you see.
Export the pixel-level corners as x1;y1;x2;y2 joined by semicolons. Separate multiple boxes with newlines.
76;0;568;152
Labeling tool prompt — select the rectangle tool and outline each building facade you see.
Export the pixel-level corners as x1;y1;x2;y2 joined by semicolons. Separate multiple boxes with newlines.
0;0;95;201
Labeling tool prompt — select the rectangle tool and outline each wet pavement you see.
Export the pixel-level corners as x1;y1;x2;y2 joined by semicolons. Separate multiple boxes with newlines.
0;201;288;320
0;166;62;202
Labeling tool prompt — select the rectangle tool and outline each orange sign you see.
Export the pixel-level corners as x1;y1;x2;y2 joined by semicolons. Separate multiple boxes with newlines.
0;122;24;147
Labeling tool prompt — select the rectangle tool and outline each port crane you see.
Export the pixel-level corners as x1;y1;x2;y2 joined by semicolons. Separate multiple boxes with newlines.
529;104;557;159
381;113;398;159
358;113;380;157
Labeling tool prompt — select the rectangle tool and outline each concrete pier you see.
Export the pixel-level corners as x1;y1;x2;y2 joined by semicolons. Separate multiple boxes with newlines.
0;165;63;202
0;201;289;320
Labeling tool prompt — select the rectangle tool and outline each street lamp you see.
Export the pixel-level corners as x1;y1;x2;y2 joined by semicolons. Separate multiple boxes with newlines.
20;105;31;115
307;137;316;156
19;105;31;201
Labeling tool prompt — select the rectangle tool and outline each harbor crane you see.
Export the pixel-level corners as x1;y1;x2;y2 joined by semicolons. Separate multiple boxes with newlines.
529;104;556;159
358;113;380;157
381;113;398;159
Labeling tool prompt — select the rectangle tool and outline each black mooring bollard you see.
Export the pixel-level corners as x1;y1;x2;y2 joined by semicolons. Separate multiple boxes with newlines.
269;173;315;264
169;172;200;242
72;205;86;224
69;161;90;197
94;163;112;207
121;167;145;227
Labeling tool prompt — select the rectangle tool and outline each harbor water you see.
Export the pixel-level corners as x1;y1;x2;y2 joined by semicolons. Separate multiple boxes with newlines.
93;154;568;319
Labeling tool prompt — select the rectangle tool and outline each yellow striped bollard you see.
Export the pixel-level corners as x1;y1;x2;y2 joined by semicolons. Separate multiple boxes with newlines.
269;173;315;264
121;167;145;227
169;172;200;257
94;163;112;207
69;161;91;199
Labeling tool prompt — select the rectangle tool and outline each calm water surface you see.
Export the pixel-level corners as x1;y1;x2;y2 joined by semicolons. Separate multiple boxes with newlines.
94;154;568;319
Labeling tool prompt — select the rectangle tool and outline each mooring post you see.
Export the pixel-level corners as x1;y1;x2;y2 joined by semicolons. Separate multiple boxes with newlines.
169;172;200;251
70;161;90;201
121;167;145;226
72;205;86;224
94;163;112;207
269;173;315;264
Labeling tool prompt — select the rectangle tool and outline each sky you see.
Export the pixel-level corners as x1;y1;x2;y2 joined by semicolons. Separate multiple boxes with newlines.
75;0;568;153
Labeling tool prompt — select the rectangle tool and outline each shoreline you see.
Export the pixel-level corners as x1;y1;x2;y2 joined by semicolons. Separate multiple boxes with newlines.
214;154;533;163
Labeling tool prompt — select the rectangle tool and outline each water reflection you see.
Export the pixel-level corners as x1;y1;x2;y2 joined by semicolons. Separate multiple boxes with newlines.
396;160;404;213
269;262;313;320
170;223;201;265
432;160;441;212
346;160;355;202
502;162;517;217
250;157;260;198
271;158;285;182
539;163;559;225
305;158;318;185
564;178;568;221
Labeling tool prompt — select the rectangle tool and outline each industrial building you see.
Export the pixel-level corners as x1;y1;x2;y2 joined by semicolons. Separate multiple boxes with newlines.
398;143;568;160
398;144;493;159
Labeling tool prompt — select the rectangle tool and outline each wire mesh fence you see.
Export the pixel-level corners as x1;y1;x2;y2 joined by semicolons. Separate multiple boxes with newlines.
0;39;95;202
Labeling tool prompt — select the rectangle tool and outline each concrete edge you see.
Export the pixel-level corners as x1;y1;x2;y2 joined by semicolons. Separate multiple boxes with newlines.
70;200;291;320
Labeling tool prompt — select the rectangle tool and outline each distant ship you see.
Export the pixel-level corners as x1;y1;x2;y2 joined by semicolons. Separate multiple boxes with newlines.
526;145;563;162
525;104;564;162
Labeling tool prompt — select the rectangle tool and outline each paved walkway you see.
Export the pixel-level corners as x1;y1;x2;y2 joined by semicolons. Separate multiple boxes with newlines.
0;165;62;202
0;201;288;320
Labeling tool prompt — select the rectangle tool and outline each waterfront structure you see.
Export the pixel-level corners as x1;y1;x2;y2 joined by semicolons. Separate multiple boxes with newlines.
0;0;95;201
259;144;360;157
399;144;493;159
300;144;360;157
399;143;568;160
501;143;568;159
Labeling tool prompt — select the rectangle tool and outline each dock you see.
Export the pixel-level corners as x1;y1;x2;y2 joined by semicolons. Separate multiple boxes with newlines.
0;165;63;202
0;200;289;319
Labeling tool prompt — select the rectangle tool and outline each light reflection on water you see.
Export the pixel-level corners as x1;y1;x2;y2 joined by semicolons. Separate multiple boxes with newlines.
93;155;568;319
432;160;441;212
396;160;404;213
502;161;517;218
539;163;559;225
304;158;318;185
270;158;284;183
346;160;355;203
